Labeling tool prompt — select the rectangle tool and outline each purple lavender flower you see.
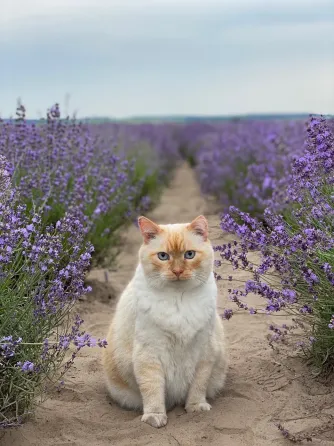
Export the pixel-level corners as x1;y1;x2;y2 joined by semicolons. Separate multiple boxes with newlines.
97;339;108;348
329;315;334;330
0;336;22;359
17;361;35;373
222;309;233;320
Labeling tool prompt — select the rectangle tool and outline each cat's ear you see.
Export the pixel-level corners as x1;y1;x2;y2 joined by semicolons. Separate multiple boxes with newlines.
138;216;161;244
188;215;208;241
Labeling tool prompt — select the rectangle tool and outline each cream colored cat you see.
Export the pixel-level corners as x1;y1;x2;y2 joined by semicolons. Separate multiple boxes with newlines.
102;215;227;428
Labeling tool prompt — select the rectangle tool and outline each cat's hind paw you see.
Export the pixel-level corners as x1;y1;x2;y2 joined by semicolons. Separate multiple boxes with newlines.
141;412;168;428
185;402;212;413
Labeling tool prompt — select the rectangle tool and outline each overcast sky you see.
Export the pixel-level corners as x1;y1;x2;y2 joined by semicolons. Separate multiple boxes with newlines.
1;0;334;118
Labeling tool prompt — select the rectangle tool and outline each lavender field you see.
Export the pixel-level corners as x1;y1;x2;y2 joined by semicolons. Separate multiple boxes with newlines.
1;104;334;444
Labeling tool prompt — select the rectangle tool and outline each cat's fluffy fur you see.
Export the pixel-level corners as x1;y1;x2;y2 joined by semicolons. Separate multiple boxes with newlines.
102;215;227;428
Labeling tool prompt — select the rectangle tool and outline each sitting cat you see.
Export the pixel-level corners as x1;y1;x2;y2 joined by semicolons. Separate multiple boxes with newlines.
102;215;228;428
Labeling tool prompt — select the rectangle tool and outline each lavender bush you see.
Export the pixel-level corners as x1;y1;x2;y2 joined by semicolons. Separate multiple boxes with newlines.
0;156;107;427
0;103;179;265
179;119;306;215
216;116;334;374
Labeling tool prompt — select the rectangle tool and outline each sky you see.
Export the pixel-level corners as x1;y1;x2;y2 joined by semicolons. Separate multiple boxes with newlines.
1;0;334;118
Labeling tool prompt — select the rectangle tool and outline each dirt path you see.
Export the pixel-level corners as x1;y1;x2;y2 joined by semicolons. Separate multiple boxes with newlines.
3;164;334;446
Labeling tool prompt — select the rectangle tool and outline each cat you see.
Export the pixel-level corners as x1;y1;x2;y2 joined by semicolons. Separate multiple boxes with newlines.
102;215;228;428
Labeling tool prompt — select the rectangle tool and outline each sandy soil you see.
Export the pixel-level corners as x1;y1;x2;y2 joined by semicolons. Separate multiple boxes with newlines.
2;164;334;446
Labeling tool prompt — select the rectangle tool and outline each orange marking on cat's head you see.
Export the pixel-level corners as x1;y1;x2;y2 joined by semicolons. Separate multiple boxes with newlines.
166;231;186;253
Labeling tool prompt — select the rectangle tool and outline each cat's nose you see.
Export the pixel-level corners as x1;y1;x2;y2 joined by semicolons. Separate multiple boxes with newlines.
172;268;184;278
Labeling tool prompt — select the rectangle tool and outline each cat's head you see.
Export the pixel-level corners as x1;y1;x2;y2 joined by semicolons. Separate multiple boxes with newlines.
138;215;213;288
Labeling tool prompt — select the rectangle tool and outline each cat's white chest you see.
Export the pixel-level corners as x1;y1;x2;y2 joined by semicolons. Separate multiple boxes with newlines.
134;276;217;405
137;281;216;344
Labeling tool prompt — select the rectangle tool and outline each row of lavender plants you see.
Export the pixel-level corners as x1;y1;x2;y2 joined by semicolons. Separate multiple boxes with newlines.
180;119;309;215
0;103;179;427
182;117;334;375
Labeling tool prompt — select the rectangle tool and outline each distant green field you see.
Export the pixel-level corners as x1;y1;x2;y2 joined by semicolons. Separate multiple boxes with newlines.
5;113;333;125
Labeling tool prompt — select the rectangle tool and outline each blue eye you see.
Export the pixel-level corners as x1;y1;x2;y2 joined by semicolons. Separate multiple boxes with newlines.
157;252;170;261
184;250;196;259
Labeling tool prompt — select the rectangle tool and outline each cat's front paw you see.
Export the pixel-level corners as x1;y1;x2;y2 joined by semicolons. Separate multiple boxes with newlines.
141;412;168;428
185;402;212;413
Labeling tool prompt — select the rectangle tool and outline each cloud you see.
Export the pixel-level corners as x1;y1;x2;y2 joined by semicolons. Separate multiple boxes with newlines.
1;0;333;117
3;0;333;26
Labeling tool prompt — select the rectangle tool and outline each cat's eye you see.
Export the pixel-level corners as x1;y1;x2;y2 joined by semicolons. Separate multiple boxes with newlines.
184;250;196;259
157;252;170;261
